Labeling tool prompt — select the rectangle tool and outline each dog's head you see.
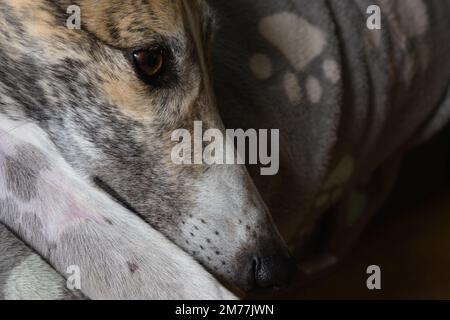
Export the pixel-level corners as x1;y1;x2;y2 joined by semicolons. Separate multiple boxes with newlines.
0;0;295;293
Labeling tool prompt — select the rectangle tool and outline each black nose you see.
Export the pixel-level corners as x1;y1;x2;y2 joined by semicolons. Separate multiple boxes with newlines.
253;252;297;290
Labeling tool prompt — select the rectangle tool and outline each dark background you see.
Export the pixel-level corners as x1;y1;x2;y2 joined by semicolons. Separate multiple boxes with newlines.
282;124;450;299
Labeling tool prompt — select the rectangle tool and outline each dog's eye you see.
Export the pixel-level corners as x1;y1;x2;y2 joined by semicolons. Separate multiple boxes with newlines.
132;49;165;79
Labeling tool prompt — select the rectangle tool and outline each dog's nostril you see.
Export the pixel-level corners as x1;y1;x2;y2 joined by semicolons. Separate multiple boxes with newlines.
253;253;297;290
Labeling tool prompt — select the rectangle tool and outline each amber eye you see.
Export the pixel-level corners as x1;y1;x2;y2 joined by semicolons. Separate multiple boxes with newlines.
132;49;164;78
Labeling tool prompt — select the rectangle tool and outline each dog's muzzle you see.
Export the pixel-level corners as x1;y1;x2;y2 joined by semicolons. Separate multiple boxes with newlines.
236;240;297;294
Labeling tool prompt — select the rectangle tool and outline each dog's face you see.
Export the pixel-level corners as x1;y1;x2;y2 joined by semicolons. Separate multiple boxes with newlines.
0;0;294;292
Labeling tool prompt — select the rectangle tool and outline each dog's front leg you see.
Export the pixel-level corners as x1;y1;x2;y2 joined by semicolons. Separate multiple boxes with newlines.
0;121;235;299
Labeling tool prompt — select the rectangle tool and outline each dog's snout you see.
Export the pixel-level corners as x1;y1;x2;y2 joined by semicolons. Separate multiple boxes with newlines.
252;251;297;290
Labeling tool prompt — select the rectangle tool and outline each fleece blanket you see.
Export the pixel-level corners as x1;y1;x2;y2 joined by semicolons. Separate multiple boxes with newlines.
1;0;450;299
209;0;450;276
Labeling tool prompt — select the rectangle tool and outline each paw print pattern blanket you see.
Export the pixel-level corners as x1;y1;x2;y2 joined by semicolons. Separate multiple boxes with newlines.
1;0;450;299
209;0;450;278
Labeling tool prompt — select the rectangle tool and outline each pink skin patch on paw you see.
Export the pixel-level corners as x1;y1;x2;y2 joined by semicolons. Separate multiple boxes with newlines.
35;169;106;242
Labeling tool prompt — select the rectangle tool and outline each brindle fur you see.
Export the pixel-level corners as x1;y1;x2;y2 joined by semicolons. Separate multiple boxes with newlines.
0;0;290;295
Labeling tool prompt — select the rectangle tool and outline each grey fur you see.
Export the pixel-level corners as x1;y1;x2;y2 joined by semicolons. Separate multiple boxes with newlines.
2;0;450;300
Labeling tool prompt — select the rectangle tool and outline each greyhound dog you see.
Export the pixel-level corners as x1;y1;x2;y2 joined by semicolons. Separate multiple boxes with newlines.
0;0;295;299
2;0;450;300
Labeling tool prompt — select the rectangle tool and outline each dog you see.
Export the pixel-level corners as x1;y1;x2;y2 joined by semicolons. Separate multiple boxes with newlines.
0;118;238;299
0;0;295;299
2;0;450;300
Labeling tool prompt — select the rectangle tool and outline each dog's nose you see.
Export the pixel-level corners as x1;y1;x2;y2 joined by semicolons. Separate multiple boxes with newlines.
252;251;297;290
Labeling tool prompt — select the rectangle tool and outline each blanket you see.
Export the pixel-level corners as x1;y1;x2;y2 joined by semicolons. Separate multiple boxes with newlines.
1;0;450;299
210;0;450;279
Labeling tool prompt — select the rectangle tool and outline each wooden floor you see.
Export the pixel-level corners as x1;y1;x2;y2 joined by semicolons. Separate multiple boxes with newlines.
282;187;450;299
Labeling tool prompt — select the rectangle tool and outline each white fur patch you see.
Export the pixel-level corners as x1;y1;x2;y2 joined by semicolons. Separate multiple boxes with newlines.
259;12;326;72
0;117;57;156
4;255;64;300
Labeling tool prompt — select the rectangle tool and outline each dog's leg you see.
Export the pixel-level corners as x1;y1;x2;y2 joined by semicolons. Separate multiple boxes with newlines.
0;222;86;300
0;119;235;299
